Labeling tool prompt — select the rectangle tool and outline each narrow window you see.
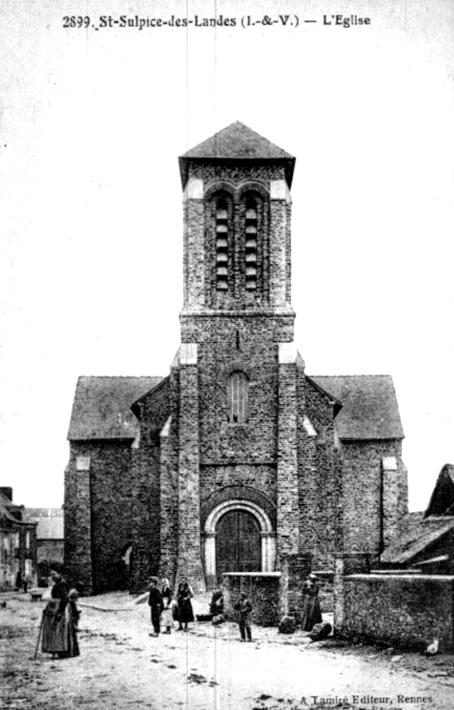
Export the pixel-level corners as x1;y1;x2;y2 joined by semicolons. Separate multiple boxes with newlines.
245;200;258;291
215;198;229;291
228;371;249;423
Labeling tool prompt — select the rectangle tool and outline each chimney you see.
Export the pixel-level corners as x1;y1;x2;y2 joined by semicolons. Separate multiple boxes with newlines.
0;487;13;501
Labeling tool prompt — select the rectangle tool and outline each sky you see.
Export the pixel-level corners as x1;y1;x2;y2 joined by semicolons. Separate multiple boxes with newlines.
0;0;453;511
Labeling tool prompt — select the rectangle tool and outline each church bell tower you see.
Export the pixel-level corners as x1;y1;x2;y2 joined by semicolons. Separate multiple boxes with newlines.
172;123;303;592
179;121;296;339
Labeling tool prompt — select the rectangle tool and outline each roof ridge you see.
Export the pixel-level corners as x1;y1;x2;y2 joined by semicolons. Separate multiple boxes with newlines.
77;375;163;381
310;374;392;378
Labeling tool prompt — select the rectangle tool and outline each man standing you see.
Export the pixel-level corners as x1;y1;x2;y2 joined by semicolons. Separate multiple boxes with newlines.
234;591;253;642
148;577;163;637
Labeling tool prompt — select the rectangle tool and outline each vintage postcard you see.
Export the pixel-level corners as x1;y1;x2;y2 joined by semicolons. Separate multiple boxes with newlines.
1;1;453;708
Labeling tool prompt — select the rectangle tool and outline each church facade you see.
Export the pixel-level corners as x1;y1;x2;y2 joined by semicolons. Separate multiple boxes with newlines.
65;123;408;596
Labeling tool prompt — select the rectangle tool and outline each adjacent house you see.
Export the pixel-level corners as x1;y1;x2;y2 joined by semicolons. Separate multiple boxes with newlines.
25;507;64;586
381;463;454;574
0;488;37;590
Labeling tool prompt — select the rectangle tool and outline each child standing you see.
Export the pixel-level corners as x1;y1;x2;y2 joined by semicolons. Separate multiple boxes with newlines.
160;578;173;634
68;583;83;630
148;577;163;637
234;591;253;642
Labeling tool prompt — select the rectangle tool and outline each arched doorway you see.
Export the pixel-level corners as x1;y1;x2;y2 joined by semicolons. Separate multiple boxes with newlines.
203;499;276;586
216;509;261;579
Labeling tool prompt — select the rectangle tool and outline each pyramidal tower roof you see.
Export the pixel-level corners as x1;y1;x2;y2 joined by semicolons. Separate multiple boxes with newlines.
179;121;295;188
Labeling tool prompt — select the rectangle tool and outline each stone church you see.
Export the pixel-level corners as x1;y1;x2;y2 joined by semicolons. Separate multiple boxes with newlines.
65;122;408;596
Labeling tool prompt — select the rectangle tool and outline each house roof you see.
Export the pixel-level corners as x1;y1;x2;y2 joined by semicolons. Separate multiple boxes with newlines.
380;513;454;565
179;122;295;188
0;491;32;526
425;464;454;517
67;376;163;440
310;375;404;440
25;508;64;540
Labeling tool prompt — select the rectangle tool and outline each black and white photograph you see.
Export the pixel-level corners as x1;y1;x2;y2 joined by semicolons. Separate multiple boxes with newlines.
1;1;454;708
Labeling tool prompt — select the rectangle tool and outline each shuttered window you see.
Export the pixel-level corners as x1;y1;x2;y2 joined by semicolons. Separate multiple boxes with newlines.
245;200;258;291
215;199;229;291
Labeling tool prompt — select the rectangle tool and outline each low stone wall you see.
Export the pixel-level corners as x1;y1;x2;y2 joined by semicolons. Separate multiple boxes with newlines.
338;573;454;651
223;572;281;626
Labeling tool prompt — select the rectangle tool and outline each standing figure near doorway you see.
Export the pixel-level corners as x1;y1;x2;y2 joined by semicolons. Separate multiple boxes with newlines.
175;577;194;632
148;577;163;637
234;591;253;642
300;573;322;632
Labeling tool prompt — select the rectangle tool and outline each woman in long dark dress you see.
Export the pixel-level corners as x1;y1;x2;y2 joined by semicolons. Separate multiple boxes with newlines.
175;577;194;631
41;565;80;658
300;573;323;632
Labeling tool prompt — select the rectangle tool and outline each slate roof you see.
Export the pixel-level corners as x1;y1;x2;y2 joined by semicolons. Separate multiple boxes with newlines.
425;464;454;517
179;121;295;188
67;376;163;440
25;508;64;539
311;375;404;441
380;513;454;565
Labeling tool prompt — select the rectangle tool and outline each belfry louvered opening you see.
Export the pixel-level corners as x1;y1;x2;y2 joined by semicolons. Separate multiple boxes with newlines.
215;198;229;291
245;198;258;291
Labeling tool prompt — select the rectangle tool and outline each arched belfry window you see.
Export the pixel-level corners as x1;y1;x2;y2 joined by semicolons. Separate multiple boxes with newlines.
215;198;229;291
245;198;258;291
228;371;249;423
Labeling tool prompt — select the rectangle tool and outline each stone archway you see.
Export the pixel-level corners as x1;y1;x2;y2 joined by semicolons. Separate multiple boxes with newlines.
204;499;276;583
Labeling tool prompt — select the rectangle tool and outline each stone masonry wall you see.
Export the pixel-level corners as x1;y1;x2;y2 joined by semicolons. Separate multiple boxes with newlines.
176;346;205;590
298;376;343;567
65;440;135;594
200;465;277;506
339;574;454;651
130;378;171;593
180;313;294;345
198;338;279;467
341;439;405;557
223;572;281;626
159;367;180;585
276;347;300;561
88;440;135;593
64;445;93;593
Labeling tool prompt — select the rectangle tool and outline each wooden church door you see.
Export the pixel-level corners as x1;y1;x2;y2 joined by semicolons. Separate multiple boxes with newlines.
215;510;261;581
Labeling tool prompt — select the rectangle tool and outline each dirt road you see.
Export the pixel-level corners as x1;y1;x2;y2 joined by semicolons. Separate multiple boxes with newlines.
2;593;453;710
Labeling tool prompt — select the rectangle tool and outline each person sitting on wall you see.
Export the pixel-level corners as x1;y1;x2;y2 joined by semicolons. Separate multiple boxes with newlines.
300;573;323;632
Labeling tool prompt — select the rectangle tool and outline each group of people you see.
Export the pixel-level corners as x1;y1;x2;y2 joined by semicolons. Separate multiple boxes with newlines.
38;565;323;659
147;576;195;636
148;580;255;643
